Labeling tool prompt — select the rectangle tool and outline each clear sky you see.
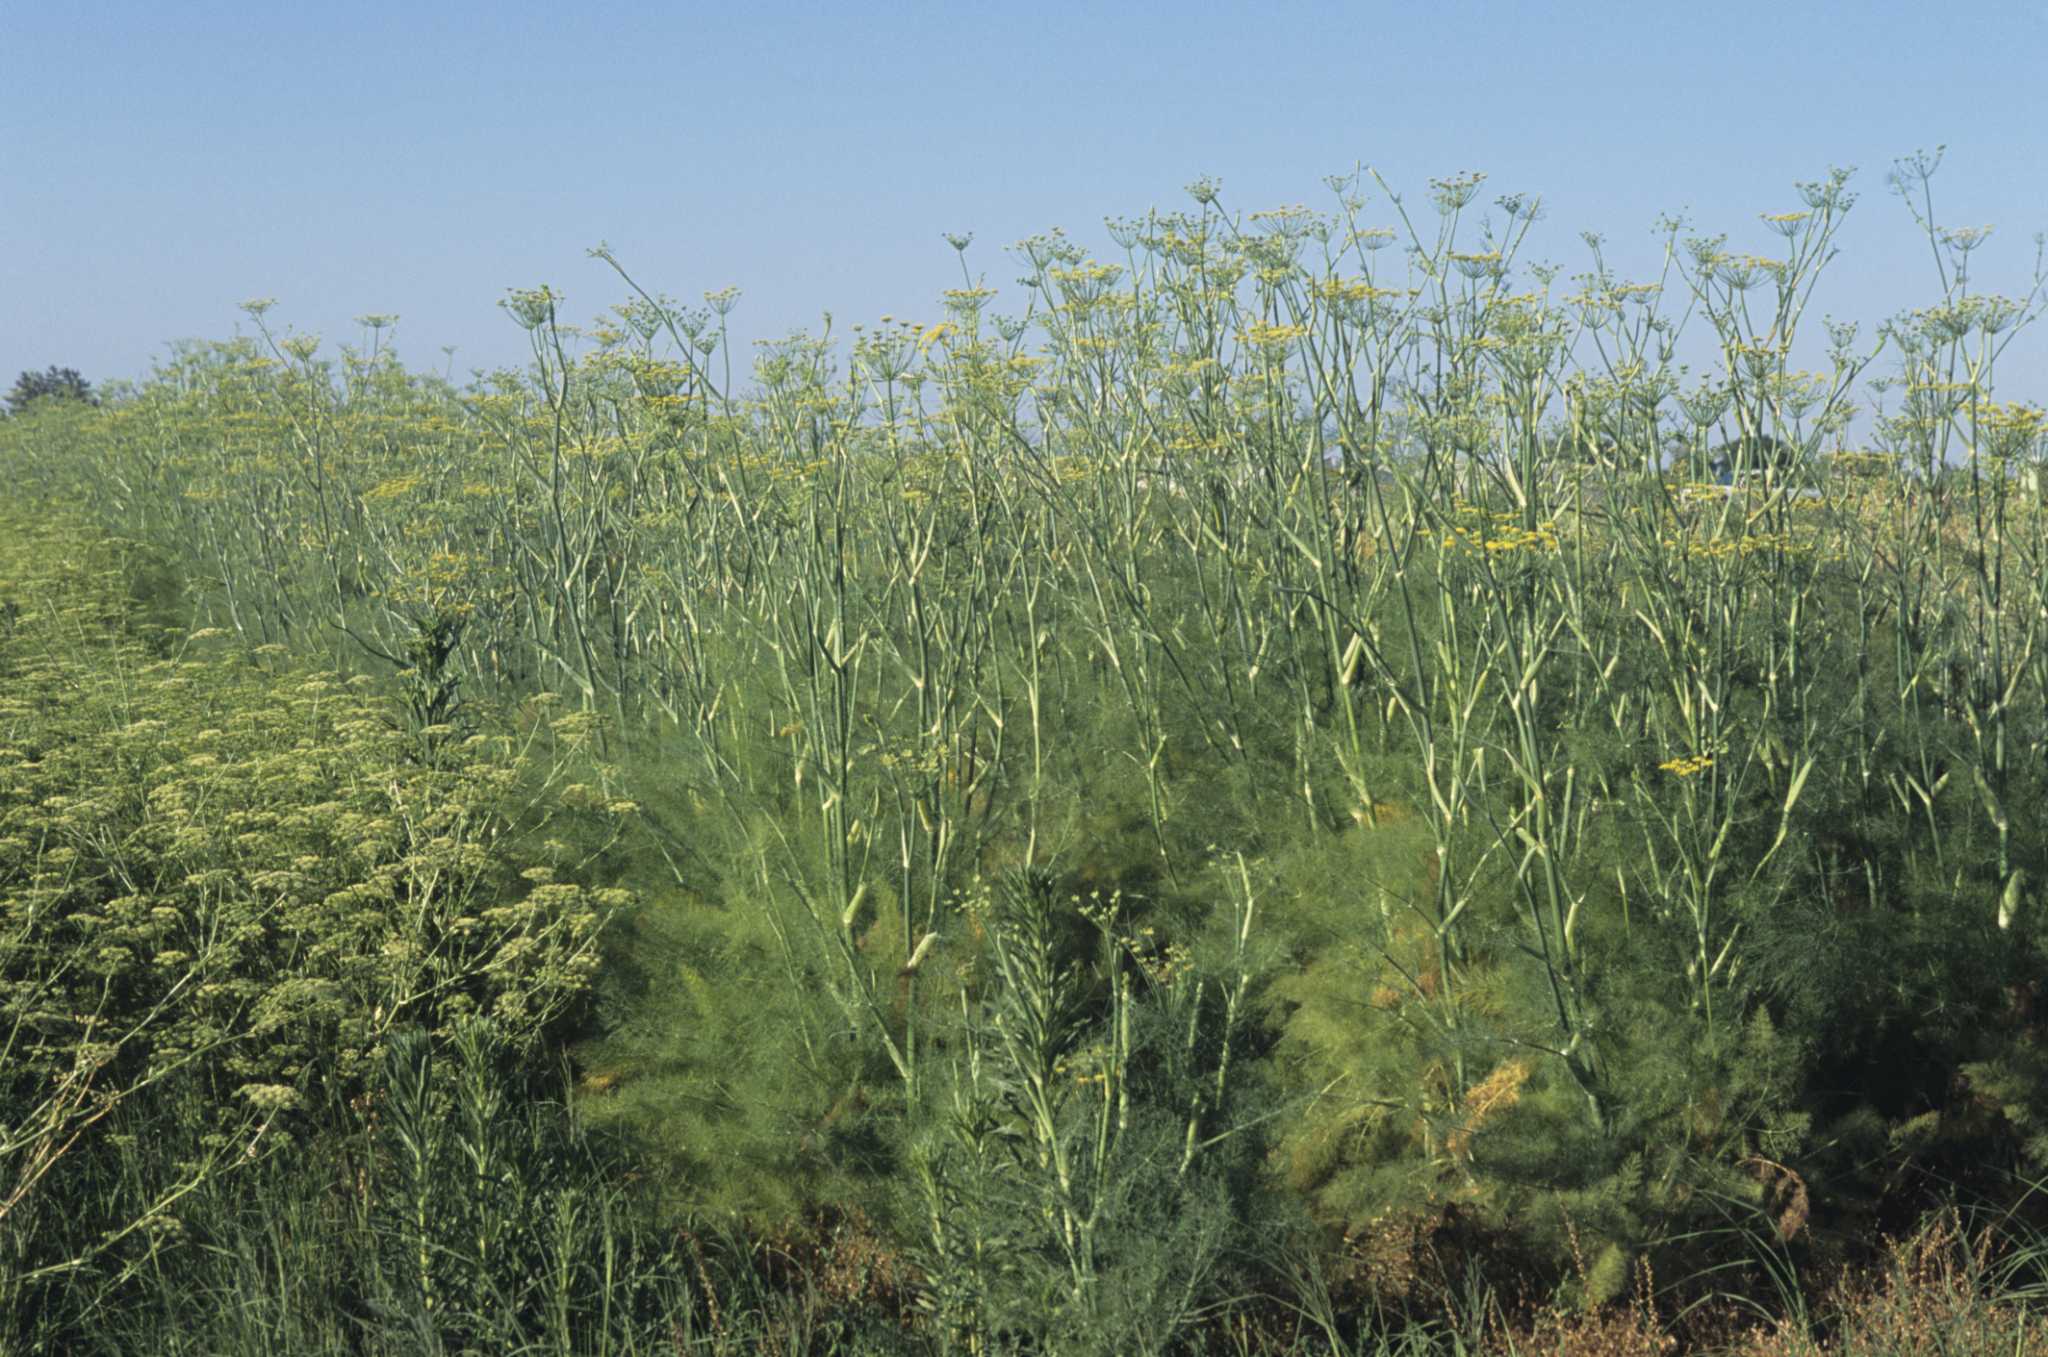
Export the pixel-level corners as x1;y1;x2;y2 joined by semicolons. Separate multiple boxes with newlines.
7;0;2045;415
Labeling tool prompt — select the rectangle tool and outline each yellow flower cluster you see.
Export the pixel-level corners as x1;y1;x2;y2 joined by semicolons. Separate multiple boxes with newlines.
1053;1042;1115;1089
1659;530;1807;560
1982;401;2046;436
1047;262;1123;288
364;475;424;503
1483;526;1558;552
1168;431;1232;455
1313;277;1410;306
1439;507;1560;555
766;457;829;485
877;745;944;776
1046;455;1100;485
1240;321;1310;347
1447;250;1504;276
1658;754;1714;777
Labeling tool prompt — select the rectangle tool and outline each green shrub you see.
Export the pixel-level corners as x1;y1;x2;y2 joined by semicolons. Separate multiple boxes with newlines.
0;510;627;1333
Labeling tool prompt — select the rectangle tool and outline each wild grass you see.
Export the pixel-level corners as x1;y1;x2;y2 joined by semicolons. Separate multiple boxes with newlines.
4;155;2048;1352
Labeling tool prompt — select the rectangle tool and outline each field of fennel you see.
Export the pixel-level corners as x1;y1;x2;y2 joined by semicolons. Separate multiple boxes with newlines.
7;157;2048;1354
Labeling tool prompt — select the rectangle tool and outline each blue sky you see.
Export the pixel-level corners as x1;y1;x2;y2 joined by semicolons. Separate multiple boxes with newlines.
7;0;2045;417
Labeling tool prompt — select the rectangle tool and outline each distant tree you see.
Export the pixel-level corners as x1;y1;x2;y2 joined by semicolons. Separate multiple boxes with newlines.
1708;432;1803;482
1540;423;1678;476
5;366;97;415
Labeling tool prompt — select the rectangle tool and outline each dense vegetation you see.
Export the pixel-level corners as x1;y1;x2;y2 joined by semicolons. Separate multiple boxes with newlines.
6;159;2048;1353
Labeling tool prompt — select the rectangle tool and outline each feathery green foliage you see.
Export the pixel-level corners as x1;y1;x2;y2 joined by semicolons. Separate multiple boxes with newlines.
5;155;2048;1352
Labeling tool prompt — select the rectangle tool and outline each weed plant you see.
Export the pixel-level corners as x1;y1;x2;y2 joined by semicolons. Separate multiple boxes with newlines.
6;155;2048;1352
